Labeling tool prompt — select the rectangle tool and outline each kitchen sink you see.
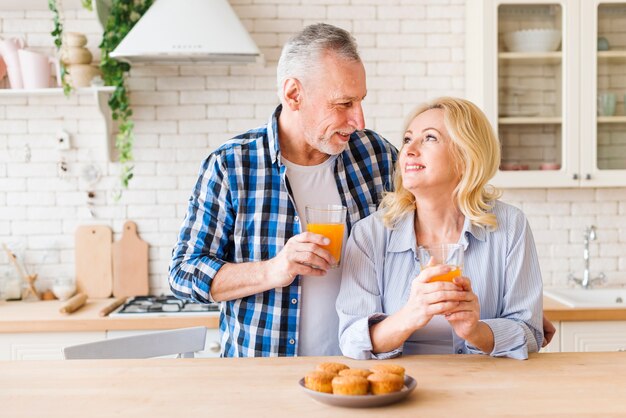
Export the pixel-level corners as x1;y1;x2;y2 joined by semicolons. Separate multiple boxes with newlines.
544;287;626;308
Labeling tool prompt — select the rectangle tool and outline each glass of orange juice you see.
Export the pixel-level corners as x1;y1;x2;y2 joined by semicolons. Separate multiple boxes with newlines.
418;244;464;282
305;205;347;268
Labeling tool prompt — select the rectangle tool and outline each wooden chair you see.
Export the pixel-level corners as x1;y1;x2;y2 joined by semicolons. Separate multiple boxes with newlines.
62;326;208;359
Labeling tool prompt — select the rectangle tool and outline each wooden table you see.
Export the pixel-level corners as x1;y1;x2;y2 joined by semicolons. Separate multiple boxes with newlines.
2;352;625;417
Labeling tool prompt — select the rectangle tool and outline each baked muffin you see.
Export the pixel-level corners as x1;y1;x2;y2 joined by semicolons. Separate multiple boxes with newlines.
338;368;372;379
331;375;369;396
304;370;336;393
316;362;349;375
369;363;405;378
367;372;405;395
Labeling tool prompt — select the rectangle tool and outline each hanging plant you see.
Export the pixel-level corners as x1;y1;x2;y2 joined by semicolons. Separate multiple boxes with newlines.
48;0;72;95
48;0;153;197
93;0;153;198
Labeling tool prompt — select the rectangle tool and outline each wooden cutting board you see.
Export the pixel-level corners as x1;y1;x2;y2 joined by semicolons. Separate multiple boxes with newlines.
75;225;113;298
112;220;149;297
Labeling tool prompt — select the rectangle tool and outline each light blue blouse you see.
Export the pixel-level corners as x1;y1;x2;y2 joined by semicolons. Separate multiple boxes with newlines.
336;200;543;360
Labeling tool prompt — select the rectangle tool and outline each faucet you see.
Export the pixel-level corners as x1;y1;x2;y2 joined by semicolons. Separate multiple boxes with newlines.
568;225;605;289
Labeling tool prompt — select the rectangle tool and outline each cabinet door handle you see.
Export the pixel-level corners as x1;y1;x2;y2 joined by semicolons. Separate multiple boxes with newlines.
208;341;221;353
572;173;579;180
585;174;591;180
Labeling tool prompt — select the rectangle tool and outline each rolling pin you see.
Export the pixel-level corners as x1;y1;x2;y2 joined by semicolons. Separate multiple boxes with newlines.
59;293;88;314
99;297;127;317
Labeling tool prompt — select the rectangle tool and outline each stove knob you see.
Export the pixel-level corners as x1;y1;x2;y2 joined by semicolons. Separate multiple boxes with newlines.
208;341;221;353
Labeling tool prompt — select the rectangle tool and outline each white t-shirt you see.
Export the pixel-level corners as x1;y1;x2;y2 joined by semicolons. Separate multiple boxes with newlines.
282;154;346;356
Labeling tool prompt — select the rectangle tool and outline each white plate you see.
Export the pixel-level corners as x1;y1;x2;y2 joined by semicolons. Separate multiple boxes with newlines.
298;375;417;408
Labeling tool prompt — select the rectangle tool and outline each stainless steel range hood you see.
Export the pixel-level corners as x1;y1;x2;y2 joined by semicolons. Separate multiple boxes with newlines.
108;0;263;64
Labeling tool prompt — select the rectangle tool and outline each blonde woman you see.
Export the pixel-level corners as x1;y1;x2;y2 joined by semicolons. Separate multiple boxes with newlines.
336;97;543;360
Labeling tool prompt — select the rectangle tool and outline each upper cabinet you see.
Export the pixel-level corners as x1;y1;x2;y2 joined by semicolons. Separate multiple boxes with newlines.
466;0;626;188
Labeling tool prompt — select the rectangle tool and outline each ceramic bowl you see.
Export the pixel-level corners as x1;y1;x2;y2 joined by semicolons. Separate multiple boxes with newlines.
503;29;561;52
540;162;561;170
52;278;76;301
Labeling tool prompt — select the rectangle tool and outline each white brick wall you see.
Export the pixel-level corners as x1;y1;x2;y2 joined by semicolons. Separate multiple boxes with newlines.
0;1;625;297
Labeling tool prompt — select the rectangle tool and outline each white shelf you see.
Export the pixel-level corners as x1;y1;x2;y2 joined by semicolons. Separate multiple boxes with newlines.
598;50;626;63
0;86;115;96
0;86;117;161
498;116;562;125
0;0;85;10
499;51;562;64
597;116;626;124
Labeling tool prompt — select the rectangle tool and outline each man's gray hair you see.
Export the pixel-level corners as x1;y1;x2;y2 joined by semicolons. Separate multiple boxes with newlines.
276;23;361;98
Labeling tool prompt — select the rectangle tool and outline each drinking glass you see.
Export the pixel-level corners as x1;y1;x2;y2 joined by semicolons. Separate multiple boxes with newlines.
417;244;464;282
305;205;347;268
597;93;617;116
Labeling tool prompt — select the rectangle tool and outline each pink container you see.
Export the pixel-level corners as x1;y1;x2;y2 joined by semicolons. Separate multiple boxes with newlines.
0;37;25;89
540;162;561;170
17;49;60;89
500;162;520;171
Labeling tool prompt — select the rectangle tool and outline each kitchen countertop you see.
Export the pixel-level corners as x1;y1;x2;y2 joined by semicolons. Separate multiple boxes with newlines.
543;295;626;321
2;352;625;417
0;299;219;333
1;295;624;334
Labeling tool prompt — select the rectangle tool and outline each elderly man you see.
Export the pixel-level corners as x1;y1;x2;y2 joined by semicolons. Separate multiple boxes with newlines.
169;23;397;357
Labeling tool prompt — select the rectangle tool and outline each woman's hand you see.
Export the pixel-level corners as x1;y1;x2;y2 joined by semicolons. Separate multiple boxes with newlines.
442;276;480;338
444;276;494;353
400;264;468;332
370;264;467;354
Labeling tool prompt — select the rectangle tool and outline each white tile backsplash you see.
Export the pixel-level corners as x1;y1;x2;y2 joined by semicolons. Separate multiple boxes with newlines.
1;1;625;296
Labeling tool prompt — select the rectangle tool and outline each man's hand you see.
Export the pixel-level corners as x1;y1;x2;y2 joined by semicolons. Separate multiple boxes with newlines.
542;315;556;347
266;232;335;288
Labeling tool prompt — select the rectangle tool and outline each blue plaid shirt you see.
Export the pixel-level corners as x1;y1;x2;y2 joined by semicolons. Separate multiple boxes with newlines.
169;105;397;357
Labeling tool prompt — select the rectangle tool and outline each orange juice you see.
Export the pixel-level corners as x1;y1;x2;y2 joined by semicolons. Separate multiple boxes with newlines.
428;266;462;283
307;223;345;267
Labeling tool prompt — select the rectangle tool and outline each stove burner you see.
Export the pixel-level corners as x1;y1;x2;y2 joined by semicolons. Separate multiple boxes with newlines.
124;305;148;313
114;295;219;316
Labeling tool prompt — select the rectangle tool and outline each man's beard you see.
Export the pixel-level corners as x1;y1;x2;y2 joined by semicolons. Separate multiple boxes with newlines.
314;132;349;156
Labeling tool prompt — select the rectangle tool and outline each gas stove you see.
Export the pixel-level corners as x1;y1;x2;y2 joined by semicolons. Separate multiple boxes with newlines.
109;295;220;317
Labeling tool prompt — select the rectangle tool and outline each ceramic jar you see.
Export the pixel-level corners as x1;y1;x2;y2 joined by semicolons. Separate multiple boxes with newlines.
61;32;101;88
60;47;93;65
65;64;102;88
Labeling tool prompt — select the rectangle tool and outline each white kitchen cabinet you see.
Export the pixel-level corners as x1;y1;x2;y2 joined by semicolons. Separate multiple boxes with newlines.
107;328;222;358
561;321;626;352
0;331;105;360
0;328;221;360
466;0;626;188
540;320;561;353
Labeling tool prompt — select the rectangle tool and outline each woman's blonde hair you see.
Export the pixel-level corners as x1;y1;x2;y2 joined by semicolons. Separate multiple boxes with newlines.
381;97;502;230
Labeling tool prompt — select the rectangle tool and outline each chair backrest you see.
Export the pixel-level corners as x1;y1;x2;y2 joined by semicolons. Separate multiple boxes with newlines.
62;326;208;359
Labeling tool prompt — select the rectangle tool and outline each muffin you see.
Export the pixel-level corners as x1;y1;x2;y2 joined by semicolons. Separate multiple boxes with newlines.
331;375;369;396
316;362;349;375
367;372;405;395
338;368;372;379
304;370;336;393
369;363;405;378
